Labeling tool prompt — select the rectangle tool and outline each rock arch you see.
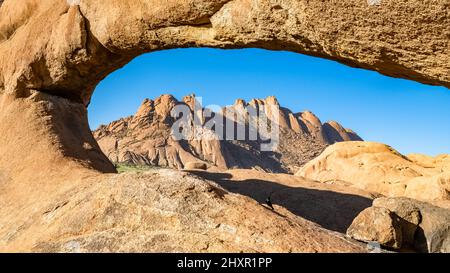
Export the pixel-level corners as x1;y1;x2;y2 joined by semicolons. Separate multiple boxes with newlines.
0;0;449;180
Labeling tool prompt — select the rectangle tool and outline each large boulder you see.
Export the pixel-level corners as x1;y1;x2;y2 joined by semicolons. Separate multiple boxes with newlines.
412;201;450;253
373;198;421;246
347;206;403;249
184;162;208;171
297;142;428;195
347;197;450;253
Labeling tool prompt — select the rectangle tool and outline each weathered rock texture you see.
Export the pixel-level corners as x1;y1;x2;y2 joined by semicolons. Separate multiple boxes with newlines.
93;94;360;173
408;154;450;173
2;0;450;104
347;197;450;253
189;169;379;233
347;206;403;249
0;0;449;253
1;0;449;174
297;142;450;205
0;168;367;253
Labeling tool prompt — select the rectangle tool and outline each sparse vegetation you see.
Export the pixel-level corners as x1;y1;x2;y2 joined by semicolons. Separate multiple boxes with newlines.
115;163;157;173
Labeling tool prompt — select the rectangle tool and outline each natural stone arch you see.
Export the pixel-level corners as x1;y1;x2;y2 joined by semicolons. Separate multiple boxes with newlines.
0;0;449;181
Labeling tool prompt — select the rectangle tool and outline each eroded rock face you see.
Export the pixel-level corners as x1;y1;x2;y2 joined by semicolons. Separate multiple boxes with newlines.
0;91;115;184
0;0;449;174
2;0;450;106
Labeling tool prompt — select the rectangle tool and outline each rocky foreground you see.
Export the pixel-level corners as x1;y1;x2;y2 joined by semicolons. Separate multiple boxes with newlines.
2;162;448;253
0;168;366;253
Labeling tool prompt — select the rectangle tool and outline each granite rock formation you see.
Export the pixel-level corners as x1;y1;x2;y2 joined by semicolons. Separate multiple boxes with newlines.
93;94;361;173
1;0;450;174
0;168;367;253
348;197;450;253
1;0;449;253
297;142;450;205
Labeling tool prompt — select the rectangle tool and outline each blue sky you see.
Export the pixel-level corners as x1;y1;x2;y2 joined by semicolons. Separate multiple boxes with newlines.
88;48;450;156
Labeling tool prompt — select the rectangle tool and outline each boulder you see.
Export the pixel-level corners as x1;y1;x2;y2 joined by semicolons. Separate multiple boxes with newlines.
184;162;208;171
404;173;450;202
412;200;450;253
297;142;426;194
347;206;403;249
373;198;421;246
348;197;450;253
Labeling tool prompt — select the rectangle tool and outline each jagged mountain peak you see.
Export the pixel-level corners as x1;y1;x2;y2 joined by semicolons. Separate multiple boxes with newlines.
93;94;362;173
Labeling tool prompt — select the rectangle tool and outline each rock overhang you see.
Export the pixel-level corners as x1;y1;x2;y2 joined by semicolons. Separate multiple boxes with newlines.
0;0;449;106
0;0;449;174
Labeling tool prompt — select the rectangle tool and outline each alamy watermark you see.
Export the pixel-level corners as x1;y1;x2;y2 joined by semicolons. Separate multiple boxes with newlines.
367;0;382;6
67;0;80;6
170;97;280;152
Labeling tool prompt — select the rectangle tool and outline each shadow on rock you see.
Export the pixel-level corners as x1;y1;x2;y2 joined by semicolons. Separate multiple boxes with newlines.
188;171;373;233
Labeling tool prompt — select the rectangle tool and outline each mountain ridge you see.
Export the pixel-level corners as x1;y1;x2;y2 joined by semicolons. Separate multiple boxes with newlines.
93;94;362;173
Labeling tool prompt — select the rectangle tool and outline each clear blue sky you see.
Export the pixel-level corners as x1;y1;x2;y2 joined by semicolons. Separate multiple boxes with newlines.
88;48;450;156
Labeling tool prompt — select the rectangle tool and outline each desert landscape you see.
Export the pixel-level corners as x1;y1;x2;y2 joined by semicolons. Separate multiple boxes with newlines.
91;93;450;253
0;0;449;254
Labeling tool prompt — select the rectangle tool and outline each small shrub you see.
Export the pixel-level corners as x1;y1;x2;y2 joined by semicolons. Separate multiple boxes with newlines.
115;163;157;173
